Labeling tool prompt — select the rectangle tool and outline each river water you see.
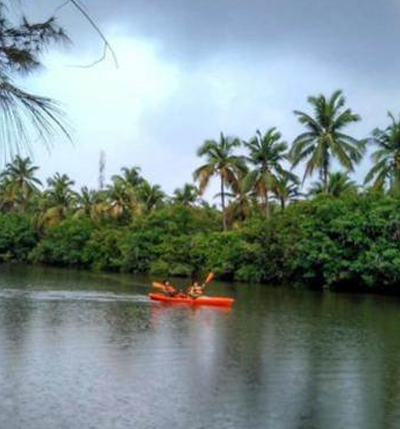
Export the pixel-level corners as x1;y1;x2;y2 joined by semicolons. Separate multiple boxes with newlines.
0;265;400;429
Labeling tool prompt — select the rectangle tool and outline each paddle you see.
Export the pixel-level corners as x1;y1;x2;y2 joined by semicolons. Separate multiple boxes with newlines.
152;282;168;291
201;272;214;290
152;281;180;296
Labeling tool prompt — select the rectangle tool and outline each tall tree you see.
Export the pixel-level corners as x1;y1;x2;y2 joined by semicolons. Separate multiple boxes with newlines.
193;132;247;231
365;113;400;191
137;182;165;213
111;166;144;188
309;172;358;197
290;90;364;190
243;128;295;218
106;180;136;220
173;184;200;207
224;188;258;226
38;173;76;227
272;176;302;210
45;173;76;210
1;155;42;210
76;186;96;216
0;4;70;156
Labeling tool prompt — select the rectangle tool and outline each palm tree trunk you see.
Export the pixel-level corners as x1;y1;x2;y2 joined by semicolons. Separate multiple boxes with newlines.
394;165;400;191
280;197;285;211
221;175;227;231
265;189;270;219
323;150;329;192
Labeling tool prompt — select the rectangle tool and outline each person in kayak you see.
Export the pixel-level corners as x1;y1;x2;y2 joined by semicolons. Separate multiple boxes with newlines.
163;280;179;297
186;281;204;298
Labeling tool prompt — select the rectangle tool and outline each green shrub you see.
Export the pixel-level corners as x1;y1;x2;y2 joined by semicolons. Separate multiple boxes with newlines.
83;228;124;271
0;213;37;261
4;193;400;293
30;218;95;267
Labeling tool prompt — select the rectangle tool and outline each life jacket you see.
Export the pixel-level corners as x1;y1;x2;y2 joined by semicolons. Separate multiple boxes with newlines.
188;285;203;296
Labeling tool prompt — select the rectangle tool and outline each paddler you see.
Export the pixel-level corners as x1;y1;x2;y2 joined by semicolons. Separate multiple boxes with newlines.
186;281;204;298
163;280;179;297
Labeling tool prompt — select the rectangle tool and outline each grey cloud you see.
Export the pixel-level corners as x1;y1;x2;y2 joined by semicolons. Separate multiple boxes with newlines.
27;0;400;77
20;0;400;190
83;0;400;77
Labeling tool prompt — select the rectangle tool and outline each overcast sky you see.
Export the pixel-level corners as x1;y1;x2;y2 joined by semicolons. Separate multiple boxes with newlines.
14;0;400;194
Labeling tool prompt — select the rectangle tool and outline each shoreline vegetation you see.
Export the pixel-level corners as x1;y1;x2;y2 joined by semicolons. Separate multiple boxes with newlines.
1;90;400;293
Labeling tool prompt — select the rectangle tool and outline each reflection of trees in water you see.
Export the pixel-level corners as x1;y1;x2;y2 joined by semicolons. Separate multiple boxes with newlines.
280;292;400;429
370;301;400;429
2;268;400;427
0;294;34;376
196;287;400;429
104;302;153;343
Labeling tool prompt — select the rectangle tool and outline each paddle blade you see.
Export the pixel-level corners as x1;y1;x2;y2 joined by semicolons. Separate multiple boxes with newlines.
152;282;167;290
205;272;214;284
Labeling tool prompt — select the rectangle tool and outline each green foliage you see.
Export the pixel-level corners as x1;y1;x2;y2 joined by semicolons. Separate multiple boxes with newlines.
194;132;247;230
117;206;219;275
243;128;296;217
30;218;95;267
290;90;364;188
191;232;244;279
0;213;37;261
0;5;69;154
270;194;400;291
83;228;124;271
2;192;400;293
118;230;160;273
365;112;400;191
3;85;400;295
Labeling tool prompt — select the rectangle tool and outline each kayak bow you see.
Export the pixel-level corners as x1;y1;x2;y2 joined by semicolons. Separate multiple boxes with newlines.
148;292;234;307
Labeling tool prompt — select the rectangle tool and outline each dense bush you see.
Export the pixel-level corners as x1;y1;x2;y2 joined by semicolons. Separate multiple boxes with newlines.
3;194;400;293
268;194;400;291
83;228;124;271
0;213;37;261
30;218;95;267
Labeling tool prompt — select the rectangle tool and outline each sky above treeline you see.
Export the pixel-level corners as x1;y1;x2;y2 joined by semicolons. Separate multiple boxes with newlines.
13;0;400;194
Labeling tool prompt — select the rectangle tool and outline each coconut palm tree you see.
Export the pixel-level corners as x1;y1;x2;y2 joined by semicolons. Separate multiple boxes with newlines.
75;186;108;220
106;179;137;220
1;156;42;211
243;128;295;218
309;172;358;197
272;176;302;210
137;182;165;213
111;166;144;188
0;175;16;211
37;173;76;227
76;186;95;216
365;113;400;191
46;172;75;210
74;187;112;222
194;132;247;231
46;173;75;206
290;90;364;190
173;184;200;207
224;189;258;226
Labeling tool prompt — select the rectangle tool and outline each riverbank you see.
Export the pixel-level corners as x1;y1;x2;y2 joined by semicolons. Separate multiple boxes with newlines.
1;191;400;294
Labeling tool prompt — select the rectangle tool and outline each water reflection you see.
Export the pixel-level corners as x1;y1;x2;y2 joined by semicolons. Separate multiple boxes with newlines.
0;265;400;428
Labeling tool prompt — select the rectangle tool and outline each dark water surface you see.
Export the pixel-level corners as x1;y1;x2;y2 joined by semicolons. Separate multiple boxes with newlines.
1;265;400;429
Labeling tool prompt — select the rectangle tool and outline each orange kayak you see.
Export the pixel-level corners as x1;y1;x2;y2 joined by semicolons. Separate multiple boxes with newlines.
148;292;234;307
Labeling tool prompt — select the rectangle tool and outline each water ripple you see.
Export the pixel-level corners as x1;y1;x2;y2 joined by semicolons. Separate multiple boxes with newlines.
0;288;147;303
